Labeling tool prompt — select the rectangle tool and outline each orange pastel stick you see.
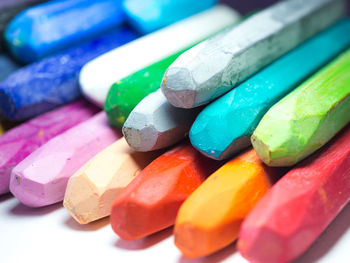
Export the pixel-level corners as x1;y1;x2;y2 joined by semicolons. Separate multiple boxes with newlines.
174;149;287;258
110;142;222;240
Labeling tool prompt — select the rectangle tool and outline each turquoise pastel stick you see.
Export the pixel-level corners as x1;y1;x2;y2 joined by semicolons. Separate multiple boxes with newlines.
190;19;350;160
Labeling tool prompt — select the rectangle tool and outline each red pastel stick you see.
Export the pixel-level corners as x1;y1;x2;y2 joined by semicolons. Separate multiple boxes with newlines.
110;142;222;240
238;125;350;263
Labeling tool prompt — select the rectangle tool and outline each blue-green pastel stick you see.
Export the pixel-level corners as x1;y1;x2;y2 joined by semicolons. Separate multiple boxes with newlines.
190;19;350;160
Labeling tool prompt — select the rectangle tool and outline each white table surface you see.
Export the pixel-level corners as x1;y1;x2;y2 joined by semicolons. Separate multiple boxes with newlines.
0;193;349;263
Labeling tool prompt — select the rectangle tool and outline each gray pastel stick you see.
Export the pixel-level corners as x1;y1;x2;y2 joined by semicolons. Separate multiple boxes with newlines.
122;89;201;152
161;0;346;108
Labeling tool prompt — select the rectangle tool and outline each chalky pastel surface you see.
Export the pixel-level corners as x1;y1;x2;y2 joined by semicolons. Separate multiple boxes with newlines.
81;5;240;107
0;100;99;195
9;112;120;207
190;19;350;160
161;0;346;108
64;138;161;224
123;89;201;152
111;143;221;240
0;54;20;82
239;125;350;263
174;149;286;258
0;28;137;121
105;50;185;128
123;0;216;34
5;0;125;63
252;48;350;166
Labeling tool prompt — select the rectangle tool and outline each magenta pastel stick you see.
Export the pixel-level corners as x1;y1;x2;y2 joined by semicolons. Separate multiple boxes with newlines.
0;100;99;194
9;112;121;207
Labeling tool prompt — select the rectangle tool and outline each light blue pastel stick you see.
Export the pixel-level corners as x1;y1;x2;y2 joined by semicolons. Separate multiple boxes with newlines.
5;0;126;64
122;0;216;34
190;19;350;160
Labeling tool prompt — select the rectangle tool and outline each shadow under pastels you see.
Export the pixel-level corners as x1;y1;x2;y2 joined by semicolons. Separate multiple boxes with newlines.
114;227;173;250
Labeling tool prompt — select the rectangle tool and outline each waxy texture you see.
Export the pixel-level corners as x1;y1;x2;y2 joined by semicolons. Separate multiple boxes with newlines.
0;28;137;121
239;125;350;263
123;0;216;34
64;138;161;224
123;90;201;151
10;112;120;207
252;48;350;166
190;19;350;160
81;5;240;107
5;0;125;63
0;100;98;194
111;143;221;240
175;149;286;258
162;0;346;108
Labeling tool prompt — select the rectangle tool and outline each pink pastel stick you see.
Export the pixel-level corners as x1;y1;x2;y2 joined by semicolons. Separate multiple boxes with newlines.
9;112;121;207
0;100;99;194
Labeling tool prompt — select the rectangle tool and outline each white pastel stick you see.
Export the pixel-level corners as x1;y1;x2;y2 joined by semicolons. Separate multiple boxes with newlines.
161;0;346;108
123;89;200;151
79;5;240;107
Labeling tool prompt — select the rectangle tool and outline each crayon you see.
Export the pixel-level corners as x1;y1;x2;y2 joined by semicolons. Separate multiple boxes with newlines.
0;28;137;121
0;100;98;195
0;54;20;82
123;89;200;151
239;125;350;263
161;0;346;108
190;19;350;160
174;149;286;258
123;0;216;34
64;138;162;224
252;48;350;166
80;5;240;107
9;112;120;207
110;142;221;240
0;0;45;49
5;0;125;63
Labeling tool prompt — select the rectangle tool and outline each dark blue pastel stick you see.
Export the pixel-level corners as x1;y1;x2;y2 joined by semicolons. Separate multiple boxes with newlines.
0;54;20;82
0;28;138;121
4;0;126;64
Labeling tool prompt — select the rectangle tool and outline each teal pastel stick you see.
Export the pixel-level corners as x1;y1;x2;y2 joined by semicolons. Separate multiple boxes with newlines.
190;19;350;160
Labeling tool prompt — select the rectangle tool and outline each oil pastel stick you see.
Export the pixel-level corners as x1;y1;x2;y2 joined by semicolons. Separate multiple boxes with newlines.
5;0;126;63
161;0;346;108
190;19;350;160
174;149;286;258
123;89;201;151
0;54;20;82
64;138;162;224
0;0;45;50
252;48;350;166
9;112;120;207
0;28;137;121
239;125;350;263
111;142;221;240
80;5;240;107
0;100;99;195
122;0;216;34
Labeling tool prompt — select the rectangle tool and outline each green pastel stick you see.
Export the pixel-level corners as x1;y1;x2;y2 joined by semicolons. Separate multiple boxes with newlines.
252;48;350;167
105;51;183;128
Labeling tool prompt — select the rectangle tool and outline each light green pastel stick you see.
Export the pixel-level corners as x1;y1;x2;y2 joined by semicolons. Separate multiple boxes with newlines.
252;48;350;167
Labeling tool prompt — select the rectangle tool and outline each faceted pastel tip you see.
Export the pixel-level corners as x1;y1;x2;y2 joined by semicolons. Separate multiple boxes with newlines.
161;67;196;109
251;134;272;166
238;224;286;263
175;223;215;258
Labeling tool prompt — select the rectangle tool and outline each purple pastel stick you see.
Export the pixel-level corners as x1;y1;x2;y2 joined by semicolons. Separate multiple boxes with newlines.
0;100;99;194
10;112;121;207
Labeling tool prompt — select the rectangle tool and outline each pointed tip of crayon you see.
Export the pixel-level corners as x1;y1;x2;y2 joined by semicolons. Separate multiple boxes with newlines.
161;67;196;109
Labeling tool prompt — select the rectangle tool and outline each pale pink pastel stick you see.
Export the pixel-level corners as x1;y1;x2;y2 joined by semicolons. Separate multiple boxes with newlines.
0;100;99;194
9;112;121;207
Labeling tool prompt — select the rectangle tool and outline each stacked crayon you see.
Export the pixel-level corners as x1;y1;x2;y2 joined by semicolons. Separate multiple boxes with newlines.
0;0;349;262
